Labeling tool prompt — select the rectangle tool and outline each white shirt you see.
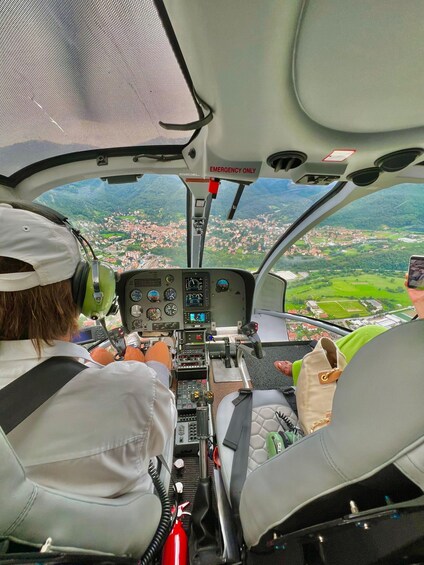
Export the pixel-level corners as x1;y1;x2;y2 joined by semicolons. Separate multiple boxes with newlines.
0;340;176;498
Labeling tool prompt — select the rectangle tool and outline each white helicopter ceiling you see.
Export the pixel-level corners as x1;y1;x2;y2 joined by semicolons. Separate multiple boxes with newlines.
167;0;424;186
1;0;424;198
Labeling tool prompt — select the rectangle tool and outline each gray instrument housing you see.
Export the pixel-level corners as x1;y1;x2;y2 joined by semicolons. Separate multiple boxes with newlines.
117;268;255;333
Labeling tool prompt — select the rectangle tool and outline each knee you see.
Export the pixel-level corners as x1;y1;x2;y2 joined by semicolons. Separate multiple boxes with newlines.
91;347;115;366
124;347;145;362
145;341;172;369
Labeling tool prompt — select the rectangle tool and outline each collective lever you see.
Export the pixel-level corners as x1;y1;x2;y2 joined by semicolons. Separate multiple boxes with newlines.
223;337;232;368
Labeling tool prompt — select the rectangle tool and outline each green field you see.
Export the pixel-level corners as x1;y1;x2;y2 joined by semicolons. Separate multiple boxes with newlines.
99;231;128;239
286;272;410;318
316;299;369;318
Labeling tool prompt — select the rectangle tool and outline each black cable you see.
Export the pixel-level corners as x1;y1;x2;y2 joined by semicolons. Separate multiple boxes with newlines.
275;411;303;437
139;461;172;565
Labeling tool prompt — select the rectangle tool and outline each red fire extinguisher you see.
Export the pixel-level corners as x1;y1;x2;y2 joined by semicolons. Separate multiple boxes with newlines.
161;502;190;565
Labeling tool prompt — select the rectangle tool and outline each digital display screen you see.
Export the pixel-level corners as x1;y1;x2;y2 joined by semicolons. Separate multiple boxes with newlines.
407;256;424;289
188;312;206;323
185;293;204;307
72;329;93;344
134;278;162;287
185;276;203;291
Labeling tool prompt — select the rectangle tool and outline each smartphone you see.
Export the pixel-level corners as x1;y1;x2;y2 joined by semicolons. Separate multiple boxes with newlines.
407;255;424;289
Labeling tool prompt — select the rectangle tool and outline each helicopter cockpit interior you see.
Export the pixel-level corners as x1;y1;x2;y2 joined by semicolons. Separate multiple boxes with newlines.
0;0;424;564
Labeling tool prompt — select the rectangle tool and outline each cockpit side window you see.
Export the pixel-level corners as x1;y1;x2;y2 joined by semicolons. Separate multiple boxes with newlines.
280;183;424;340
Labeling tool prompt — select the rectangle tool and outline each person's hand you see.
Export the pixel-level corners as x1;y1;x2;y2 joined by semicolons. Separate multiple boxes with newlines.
404;275;424;319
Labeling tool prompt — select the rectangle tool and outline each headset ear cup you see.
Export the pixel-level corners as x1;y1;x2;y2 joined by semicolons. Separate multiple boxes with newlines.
72;261;90;311
81;263;117;319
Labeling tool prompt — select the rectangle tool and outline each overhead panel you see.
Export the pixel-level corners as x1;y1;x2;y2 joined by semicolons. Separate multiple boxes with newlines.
0;0;199;177
294;0;424;134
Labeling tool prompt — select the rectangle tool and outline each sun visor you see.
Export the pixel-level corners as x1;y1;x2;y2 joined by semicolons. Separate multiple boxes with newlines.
0;0;199;177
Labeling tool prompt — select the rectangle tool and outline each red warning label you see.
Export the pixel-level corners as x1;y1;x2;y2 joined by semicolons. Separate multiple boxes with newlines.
209;166;257;174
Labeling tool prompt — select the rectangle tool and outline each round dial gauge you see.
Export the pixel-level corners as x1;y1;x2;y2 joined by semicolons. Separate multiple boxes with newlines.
130;289;142;302
147;289;160;302
164;287;177;301
146;307;161;321
165;274;175;284
131;305;142;318
216;278;230;292
164;303;178;317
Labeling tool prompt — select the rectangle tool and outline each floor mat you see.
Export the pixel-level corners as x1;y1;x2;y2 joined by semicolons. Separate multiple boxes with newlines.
243;342;313;390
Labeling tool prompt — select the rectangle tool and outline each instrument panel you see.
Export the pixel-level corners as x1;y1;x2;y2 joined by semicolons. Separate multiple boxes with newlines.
117;268;255;333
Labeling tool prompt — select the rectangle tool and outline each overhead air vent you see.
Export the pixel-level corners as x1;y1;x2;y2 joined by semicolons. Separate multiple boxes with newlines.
347;167;380;187
374;148;424;172
292;162;346;185
267;151;307;173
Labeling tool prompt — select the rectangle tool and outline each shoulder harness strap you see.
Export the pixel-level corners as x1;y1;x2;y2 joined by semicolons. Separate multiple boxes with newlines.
0;356;87;434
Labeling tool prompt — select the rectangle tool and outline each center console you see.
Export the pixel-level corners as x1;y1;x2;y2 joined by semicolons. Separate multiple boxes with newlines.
116;268;255;453
174;329;208;454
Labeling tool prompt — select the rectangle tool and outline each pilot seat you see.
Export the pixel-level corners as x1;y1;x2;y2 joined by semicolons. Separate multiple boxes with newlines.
0;425;173;559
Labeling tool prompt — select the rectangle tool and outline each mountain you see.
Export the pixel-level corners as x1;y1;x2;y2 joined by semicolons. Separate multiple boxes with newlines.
323;183;424;230
0;140;94;177
37;175;187;223
37;176;328;225
36;176;424;230
210;179;328;223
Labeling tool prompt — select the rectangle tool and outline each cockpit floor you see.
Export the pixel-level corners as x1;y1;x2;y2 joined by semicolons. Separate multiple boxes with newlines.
209;342;312;421
244;342;313;390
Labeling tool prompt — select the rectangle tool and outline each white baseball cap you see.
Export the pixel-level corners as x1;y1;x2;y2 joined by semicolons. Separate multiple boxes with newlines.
0;203;81;291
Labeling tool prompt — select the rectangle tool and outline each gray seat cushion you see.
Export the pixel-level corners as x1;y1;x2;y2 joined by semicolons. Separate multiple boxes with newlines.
215;389;297;501
0;428;163;557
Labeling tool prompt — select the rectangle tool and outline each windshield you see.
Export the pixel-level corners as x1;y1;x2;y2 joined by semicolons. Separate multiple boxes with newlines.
203;179;335;270
278;183;424;337
37;175;187;270
37;176;335;273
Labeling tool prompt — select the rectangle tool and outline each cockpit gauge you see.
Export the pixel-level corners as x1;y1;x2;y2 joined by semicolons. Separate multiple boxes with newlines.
131;305;143;318
216;278;229;292
130;289;142;302
164;287;177;301
147;290;160;302
186;277;203;291
185;293;203;307
165;274;175;284
146;307;161;321
164;303;178;317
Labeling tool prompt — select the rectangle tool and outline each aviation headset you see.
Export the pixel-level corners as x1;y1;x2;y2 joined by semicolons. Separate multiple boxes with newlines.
9;202;117;320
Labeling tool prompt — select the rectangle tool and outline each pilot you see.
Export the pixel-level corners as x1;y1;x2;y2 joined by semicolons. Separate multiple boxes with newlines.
0;202;176;498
